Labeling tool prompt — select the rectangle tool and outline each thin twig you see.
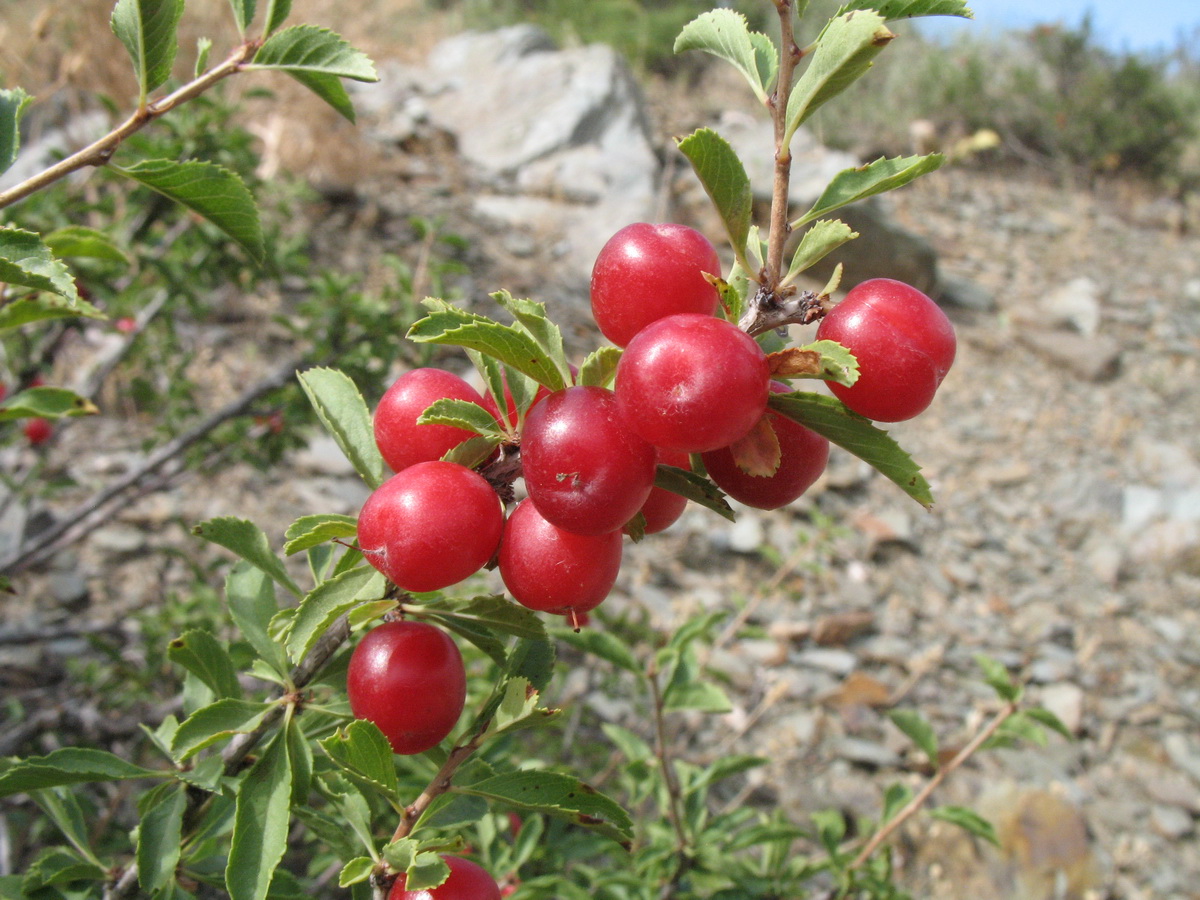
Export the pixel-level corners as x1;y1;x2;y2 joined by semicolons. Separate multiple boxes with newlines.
764;0;803;286
648;664;691;899
847;700;1019;870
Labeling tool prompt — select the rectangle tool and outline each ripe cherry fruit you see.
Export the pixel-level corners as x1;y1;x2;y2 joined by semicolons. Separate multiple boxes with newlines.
389;855;500;900
816;278;956;422
701;382;830;509
521;386;656;536
638;448;691;534
24;418;53;446
615;313;769;453
374;368;489;473
347;621;466;755
498;499;622;617
357;461;503;592
590;223;722;347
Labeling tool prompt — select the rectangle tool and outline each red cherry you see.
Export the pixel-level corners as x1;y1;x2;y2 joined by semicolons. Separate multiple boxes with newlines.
615;314;769;453
590;223;721;347
701;382;829;509
389;855;501;900
816;278;956;422
521;386;656;536
357;461;503;592
347;621;466;755
24;418;53;446
638;449;690;534
115;317;138;334
499;499;622;616
374;368;489;473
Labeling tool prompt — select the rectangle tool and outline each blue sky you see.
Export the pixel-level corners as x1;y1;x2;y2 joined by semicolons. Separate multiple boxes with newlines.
918;0;1200;53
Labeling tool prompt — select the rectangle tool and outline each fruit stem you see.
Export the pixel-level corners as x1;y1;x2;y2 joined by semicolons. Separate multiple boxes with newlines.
389;733;484;845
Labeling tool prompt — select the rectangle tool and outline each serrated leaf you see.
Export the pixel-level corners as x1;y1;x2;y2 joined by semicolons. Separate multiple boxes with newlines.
653;464;735;521
338;857;375;888
31;789;102;868
193;516;302;598
553;626;642;675
506;637;556;692
0;227;81;303
888;709;938;765
381;838;417;872
0;749;160;797
111;159;264;262
227;731;293;900
319;720;400;801
784;219;858;282
482;677;551;738
0;386;98;420
228;0;256;32
729;415;780;477
600;723;653;761
262;0;291;34
717;267;751;324
578;346;622;388
0;88;33;176
928;805;998;845
42;226;131;264
1025;706;1074;740
974;654;1022;702
283;513;358;556
678;128;752;256
137;783;186;893
457;771;633;847
111;0;184;95
674;10;772;103
403;852;451;892
788;339;859;386
286;714;313;805
250;25;377;81
21;848;105;892
437;615;508;669
285;565;386;663
417;398;507;440
493;292;570;385
663;647;732;713
785;12;894;142
441;434;502;468
172;698;273;760
408;301;566;392
423;595;547;642
794;154;944;227
288;70;361;122
296;367;386;489
167;629;242;700
226;563;288;678
837;0;973;21
768;392;933;507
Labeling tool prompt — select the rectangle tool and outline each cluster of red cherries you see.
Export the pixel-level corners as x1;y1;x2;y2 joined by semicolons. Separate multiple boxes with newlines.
345;222;956;899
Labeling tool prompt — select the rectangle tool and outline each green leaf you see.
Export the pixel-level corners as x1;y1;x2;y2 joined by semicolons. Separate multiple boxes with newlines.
22;848;105;892
250;25;378;81
984;712;1049;750
0;748;160;797
283;513;358;556
785;11;894;143
42;226;131;264
457;771;633;848
296;366;386;489
793;154;944;227
319;721;400;802
1025;706;1074;740
662;647;731;713
408;300;567;392
285;565;387;664
888;709;938;765
0;386;98;421
137;783;187;893
110;0;184;95
786;339;859;386
402;853;451;893
338;858;375;888
811;808;847;857
381;838;416;873
423;595;547;642
284;70;358;123
577;346;622;388
837;0;973;21
0;227;81;303
505;637;556;692
417;398;507;440
493;292;571;386
928;805;999;846
172;698;274;760
674;10;773;103
31;788;103;867
600;723;653;762
228;0;256;32
437;614;508;669
167;629;242;700
677;128;753;257
974;654;1022;702
441;434;502;468
192;517;302;598
552;626;641;675
195;36;213;76
227;731;293;900
0;88;33;176
653;464;735;521
286;714;313;805
784;219;858;283
262;0;292;34
767;392;933;507
480;677;555;739
226;563;289;678
881;781;913;823
111;159;264;263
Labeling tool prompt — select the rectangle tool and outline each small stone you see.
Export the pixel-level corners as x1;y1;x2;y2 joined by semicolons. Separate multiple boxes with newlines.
48;571;90;610
90;525;148;555
936;274;997;311
727;514;765;554
1038;682;1085;735
1122;485;1164;531
1163;733;1200;785
835;737;901;769
1043;276;1103;335
796;647;857;676
1150;804;1194;840
1019;331;1121;382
